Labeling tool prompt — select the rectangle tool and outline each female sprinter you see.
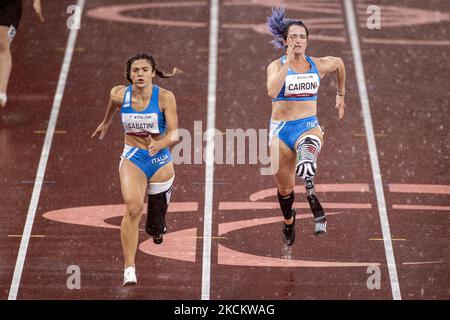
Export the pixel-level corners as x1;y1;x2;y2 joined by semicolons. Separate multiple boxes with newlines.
266;8;346;246
92;53;180;286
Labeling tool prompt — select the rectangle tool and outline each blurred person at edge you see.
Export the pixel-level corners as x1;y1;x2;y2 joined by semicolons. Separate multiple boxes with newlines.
0;0;44;108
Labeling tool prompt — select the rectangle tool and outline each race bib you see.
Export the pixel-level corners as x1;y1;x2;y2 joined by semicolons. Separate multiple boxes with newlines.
122;113;160;136
284;73;319;97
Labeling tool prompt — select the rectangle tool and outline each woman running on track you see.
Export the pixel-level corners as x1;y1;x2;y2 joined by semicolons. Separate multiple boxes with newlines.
92;53;180;286
266;8;346;246
0;0;44;107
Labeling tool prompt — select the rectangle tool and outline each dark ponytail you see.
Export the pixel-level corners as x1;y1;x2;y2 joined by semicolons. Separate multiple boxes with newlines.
125;52;182;83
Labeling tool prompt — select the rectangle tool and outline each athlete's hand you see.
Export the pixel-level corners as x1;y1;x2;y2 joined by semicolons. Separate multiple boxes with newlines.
335;95;345;120
148;139;164;156
91;122;109;140
33;0;44;22
284;44;295;66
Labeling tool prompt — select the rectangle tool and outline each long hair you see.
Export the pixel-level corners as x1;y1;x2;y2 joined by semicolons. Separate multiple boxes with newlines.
125;52;182;83
266;7;309;49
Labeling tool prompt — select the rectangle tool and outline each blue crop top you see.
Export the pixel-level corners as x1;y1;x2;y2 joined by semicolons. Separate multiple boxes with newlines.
272;55;320;102
121;85;166;137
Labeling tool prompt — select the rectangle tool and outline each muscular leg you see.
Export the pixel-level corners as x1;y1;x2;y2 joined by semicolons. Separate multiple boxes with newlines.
271;137;296;221
150;161;175;183
0;26;12;107
270;136;297;245
119;159;148;268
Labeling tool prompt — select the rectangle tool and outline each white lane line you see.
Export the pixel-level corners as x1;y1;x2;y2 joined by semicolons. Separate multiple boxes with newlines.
8;0;86;300
201;0;219;300
343;0;401;300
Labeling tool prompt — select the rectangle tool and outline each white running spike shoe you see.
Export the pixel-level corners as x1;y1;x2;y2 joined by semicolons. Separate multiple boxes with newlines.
123;266;137;286
0;92;7;108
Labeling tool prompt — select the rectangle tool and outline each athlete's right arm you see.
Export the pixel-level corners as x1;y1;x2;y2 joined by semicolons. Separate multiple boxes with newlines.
267;46;295;99
91;85;125;140
267;58;292;99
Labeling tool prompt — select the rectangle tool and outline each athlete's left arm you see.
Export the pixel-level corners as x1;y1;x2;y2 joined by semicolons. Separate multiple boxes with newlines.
314;56;346;120
149;90;179;156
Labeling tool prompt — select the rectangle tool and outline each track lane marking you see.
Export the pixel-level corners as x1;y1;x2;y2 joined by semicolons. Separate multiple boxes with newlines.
201;0;219;301
343;0;401;300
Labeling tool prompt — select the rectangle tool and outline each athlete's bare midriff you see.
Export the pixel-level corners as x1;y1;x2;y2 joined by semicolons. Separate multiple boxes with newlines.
124;133;165;151
271;99;317;121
